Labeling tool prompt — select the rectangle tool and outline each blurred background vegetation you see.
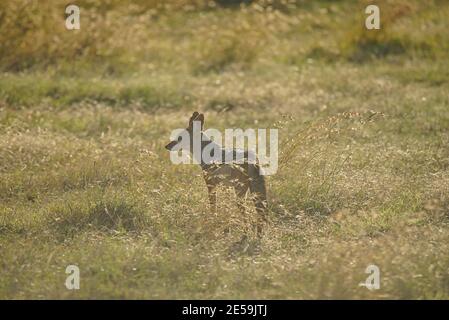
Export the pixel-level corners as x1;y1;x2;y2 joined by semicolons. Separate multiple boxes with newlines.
1;0;448;109
1;0;449;299
0;0;447;71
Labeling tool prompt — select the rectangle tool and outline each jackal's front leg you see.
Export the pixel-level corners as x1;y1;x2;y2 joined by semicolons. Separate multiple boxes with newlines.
252;195;268;238
206;184;217;213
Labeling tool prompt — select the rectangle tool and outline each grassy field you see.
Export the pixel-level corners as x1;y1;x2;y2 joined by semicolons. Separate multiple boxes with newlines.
1;0;449;299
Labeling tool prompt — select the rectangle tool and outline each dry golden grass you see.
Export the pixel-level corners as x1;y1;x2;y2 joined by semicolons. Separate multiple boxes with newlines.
1;0;449;299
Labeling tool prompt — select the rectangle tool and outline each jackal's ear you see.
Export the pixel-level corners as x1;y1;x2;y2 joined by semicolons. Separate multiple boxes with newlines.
197;113;204;128
189;111;200;127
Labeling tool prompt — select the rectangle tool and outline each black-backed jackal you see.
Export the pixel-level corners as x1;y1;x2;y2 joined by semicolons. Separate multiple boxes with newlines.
165;112;268;236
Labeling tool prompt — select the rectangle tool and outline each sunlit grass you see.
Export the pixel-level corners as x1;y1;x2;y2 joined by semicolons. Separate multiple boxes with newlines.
1;0;449;299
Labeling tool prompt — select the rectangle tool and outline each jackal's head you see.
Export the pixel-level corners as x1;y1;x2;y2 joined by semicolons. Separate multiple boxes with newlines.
165;111;204;152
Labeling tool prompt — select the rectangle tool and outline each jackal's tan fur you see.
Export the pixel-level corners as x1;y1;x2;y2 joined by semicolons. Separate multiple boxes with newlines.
165;112;267;236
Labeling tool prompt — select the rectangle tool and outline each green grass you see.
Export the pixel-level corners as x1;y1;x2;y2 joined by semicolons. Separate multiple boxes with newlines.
1;0;449;299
